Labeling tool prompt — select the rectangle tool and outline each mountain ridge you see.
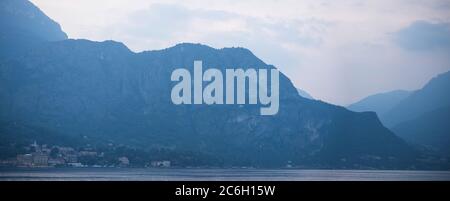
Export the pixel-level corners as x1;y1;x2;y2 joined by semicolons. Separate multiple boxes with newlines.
382;71;450;127
347;90;412;117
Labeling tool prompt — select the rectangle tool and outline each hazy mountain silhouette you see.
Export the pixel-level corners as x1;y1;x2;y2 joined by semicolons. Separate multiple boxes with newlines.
297;88;314;99
347;90;411;117
382;71;450;128
392;107;450;156
382;71;450;156
0;0;428;168
350;71;450;157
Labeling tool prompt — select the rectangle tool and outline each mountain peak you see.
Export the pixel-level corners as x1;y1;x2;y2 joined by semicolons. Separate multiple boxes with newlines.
98;40;131;52
0;0;68;59
164;43;215;53
161;43;257;60
0;0;68;41
174;42;212;48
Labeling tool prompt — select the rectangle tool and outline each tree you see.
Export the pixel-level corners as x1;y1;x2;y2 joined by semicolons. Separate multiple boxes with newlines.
50;147;59;158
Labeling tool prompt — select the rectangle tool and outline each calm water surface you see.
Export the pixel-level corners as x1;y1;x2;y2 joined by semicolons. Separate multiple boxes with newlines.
1;168;449;181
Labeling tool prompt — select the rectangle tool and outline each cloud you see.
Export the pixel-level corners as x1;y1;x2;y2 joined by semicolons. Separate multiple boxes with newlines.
393;20;450;51
109;3;329;51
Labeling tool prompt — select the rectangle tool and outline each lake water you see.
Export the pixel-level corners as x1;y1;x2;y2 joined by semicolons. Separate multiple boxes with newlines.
1;168;450;181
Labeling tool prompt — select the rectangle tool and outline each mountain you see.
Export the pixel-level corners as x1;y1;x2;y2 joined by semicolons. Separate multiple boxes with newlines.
0;40;418;168
0;0;423;168
381;71;450;156
0;0;67;59
348;71;450;157
382;71;450;128
297;88;314;99
392;107;450;156
347;90;411;116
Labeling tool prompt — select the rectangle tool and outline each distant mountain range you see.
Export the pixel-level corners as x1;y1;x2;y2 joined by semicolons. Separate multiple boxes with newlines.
382;71;450;128
347;90;411;116
297;88;314;99
348;71;450;156
1;0;446;169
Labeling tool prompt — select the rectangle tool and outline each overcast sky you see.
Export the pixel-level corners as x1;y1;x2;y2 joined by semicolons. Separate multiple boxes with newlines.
30;0;450;105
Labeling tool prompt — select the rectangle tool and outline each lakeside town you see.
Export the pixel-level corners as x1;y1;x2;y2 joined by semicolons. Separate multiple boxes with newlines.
0;141;171;168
